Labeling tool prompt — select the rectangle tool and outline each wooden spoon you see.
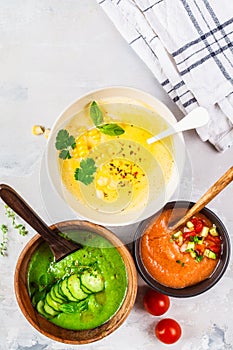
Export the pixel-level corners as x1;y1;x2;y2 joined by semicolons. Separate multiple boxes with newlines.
169;166;233;233
0;184;82;261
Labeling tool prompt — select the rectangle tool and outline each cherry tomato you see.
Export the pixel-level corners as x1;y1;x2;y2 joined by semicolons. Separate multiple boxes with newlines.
143;289;170;316
183;230;196;240
155;318;182;344
208;244;221;254
206;234;221;244
191;217;198;226
194;220;204;233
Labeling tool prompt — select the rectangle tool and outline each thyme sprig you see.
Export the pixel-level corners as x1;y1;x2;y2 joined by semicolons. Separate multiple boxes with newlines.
4;205;28;236
0;224;8;256
0;204;28;257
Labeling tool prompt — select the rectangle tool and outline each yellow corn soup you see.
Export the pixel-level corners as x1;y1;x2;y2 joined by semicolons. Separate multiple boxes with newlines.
58;120;174;215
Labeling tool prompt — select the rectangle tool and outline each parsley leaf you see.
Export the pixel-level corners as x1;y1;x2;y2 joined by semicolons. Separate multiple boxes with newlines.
97;123;125;136
55;129;76;159
74;158;97;185
59;149;72;160
90;101;103;126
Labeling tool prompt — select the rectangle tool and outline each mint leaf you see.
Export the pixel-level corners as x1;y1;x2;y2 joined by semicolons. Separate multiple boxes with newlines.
60;300;88;314
74;158;97;185
97;123;125;136
90;101;103;126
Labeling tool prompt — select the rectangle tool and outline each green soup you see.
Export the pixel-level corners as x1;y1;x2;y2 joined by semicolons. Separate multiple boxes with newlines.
27;231;128;330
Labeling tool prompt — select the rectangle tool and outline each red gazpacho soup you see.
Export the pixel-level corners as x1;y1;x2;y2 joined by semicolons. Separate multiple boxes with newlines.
141;208;221;289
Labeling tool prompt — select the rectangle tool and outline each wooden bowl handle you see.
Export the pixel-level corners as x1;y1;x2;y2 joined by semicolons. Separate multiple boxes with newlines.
0;184;81;261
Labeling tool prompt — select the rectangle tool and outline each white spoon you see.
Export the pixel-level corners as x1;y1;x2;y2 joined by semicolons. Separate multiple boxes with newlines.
147;107;209;144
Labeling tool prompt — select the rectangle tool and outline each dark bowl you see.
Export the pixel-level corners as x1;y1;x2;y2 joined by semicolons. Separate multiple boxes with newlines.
134;201;231;298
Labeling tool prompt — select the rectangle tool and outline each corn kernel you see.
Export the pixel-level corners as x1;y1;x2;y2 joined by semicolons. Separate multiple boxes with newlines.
77;144;88;152
72;149;79;158
32;125;45;135
96;189;104;199
91;134;101;141
96;176;109;186
44;128;51;139
88;128;100;137
76;138;86;146
107;180;117;190
78;149;89;158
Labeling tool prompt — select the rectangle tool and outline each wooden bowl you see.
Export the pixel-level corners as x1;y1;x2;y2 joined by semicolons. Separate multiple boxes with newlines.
14;220;137;344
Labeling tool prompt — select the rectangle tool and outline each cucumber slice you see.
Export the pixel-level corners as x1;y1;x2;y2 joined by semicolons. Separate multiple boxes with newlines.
50;285;65;304
81;270;104;293
80;283;93;295
58;280;68;301
46;293;62;312
67;274;88;300
209;227;219;237
36;300;53;319
60;278;78;301
53;284;67;302
43;300;59;317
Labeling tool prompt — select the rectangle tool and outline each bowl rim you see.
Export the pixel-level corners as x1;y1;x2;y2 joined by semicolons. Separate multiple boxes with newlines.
14;220;138;344
44;86;186;226
133;200;231;298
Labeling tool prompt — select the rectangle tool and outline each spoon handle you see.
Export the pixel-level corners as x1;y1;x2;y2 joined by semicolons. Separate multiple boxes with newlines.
0;184;81;261
170;166;233;232
147;107;209;144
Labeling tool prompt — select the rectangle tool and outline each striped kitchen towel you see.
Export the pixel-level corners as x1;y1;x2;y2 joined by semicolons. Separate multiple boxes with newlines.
97;0;233;151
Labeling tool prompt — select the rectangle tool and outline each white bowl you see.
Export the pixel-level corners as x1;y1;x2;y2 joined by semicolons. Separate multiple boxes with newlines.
45;87;185;226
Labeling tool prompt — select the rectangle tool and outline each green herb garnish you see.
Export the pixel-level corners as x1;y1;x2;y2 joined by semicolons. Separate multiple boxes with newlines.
0;224;8;256
59;300;88;314
196;255;204;263
0;205;28;256
55;129;76;159
97;123;125;136
176;260;185;267
90;101;125;136
90;101;103;126
190;235;199;243
74;158;97;185
5;205;28;236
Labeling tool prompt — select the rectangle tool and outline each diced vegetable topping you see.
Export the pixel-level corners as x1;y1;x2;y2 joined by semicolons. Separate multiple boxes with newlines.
171;216;221;262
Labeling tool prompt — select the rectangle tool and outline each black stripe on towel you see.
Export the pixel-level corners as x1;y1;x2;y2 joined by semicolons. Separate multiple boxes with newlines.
143;0;164;12
202;0;233;56
129;35;142;45
183;97;197;108
193;0;233;69
172;17;233;57
176;29;233;66
180;0;233;83
179;42;233;76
